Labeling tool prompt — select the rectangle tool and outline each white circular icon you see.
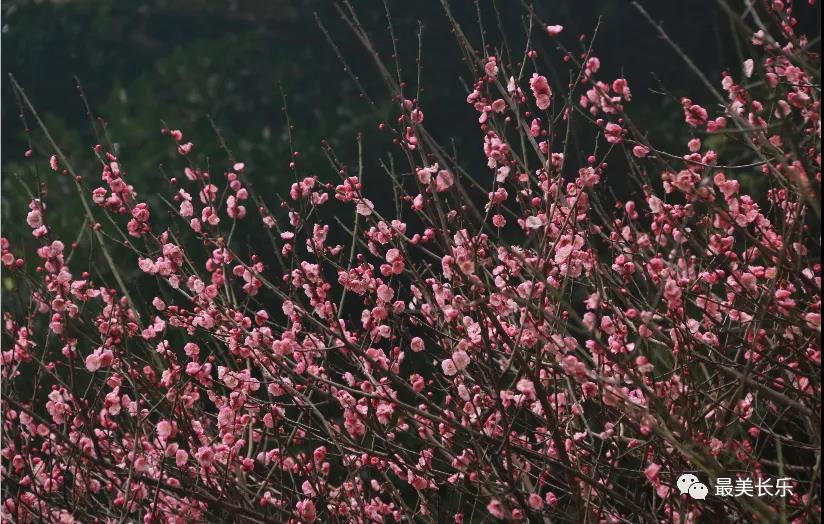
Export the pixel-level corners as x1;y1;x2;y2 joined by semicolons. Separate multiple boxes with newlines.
676;473;708;500
688;482;708;500
677;473;699;494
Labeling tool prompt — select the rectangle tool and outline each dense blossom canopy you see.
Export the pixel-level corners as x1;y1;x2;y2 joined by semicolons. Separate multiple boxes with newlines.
1;1;821;522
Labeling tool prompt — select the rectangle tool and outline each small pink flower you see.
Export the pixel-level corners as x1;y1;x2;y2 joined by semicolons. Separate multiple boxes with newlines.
525;215;544;229
131;203;150;223
585;57;601;75
604;122;624;143
484;57;499;77
451;350;470;371
85;353;101;372
386;248;402;264
486;500;505;519
441;359;458;376
743;58;755;78
529;73;552;110
612;78;631;100
681;98;708;127
195;446;215;466
26;210;43;229
632;145;650;158
356;198;374;216
435;170;454;192
175;449;188;467
157;420;174;440
92;187;107;204
179;200;194;218
296;499;317;522
546;25;564;36
644;463;661;484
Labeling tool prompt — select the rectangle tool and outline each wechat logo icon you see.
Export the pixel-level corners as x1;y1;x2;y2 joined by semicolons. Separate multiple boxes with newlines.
677;473;708;500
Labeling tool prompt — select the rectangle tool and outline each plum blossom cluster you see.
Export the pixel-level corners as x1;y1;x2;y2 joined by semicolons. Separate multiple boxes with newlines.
1;2;821;523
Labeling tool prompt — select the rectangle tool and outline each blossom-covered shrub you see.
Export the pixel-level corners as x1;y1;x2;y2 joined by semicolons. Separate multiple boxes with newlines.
2;1;820;522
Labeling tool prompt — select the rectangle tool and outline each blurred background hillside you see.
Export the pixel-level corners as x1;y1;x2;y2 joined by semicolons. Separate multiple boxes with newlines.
2;0;820;243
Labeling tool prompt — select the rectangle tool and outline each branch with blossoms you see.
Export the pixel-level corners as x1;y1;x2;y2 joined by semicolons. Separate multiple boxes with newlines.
1;1;820;523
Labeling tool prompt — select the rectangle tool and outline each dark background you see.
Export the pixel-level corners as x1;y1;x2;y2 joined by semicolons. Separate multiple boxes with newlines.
2;0;820;245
